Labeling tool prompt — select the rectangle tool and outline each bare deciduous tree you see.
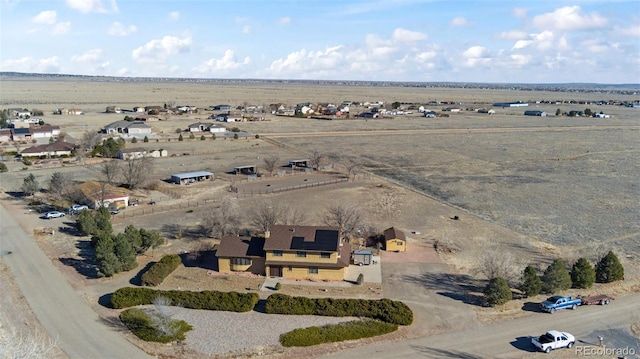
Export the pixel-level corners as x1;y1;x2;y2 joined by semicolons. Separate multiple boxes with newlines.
262;155;280;177
0;329;59;359
342;158;362;181
80;130;102;153
309;150;326;170
122;157;154;189
249;200;285;233
202;197;240;238
48;171;72;200
477;248;520;284
100;160;121;186
150;296;178;338
187;240;216;263
282;205;307;226
323;203;366;238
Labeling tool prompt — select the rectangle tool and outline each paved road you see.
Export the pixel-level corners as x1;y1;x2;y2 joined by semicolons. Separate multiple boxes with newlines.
0;202;153;359
320;293;640;358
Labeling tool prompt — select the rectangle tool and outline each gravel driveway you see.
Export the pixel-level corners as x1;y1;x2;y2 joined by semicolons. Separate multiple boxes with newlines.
172;308;356;356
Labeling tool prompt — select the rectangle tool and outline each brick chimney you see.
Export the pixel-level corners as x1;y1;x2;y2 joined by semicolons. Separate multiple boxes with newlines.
264;230;270;239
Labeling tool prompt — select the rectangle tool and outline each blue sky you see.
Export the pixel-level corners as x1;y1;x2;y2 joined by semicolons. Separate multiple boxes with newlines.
1;0;639;83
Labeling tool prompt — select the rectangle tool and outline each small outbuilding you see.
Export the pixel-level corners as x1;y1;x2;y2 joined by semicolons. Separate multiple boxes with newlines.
288;159;309;167
383;227;407;252
234;165;257;175
524;110;547;117
170;171;214;185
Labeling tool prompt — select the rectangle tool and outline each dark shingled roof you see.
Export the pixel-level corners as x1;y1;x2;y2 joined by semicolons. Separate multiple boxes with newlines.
263;225;341;252
383;227;406;241
217;236;266;258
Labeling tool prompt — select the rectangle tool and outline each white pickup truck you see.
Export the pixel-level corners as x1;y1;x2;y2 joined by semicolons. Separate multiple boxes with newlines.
531;330;575;353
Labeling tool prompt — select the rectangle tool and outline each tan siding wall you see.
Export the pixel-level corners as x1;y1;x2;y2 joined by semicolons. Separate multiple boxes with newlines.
269;265;345;281
386;239;406;252
265;250;337;264
218;257;266;275
218;257;231;273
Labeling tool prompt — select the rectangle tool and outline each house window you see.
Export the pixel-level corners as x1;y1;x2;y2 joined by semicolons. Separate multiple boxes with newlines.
320;252;331;259
288;266;292;271
308;267;318;274
231;258;251;265
296;251;306;258
273;250;283;257
397;241;404;246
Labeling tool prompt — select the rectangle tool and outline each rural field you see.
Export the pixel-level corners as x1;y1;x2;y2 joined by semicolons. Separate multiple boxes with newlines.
1;77;639;358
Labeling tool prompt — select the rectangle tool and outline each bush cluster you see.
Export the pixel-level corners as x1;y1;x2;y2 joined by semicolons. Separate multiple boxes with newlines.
483;277;512;306
141;255;182;286
280;319;397;347
119;308;192;343
111;287;259;312
264;294;413;325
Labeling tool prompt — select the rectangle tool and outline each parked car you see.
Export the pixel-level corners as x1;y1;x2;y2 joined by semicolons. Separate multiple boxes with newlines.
540;295;582;313
68;204;89;212
531;330;575;353
44;211;66;219
109;208;121;215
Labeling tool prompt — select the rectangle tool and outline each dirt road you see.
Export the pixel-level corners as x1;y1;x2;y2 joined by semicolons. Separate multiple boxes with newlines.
0;202;153;359
319;293;640;358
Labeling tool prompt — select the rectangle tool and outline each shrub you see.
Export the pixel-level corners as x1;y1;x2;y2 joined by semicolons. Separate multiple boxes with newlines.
255;134;260;139
178;134;183;141
22;158;32;166
111;287;259;312
542;259;572;293
141;255;182;286
264;294;413;325
0;162;7;172
131;137;138;143
143;136;149;143
200;135;205;141
571;258;596;289
119;308;192;343
189;133;195;140
596;251;624;283
356;273;364;285
211;134;216;140
484;277;512;306
519;265;542;297
280;319;397;347
233;133;239;140
274;282;281;291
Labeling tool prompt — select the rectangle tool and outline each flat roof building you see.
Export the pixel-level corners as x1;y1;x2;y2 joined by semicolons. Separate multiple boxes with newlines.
170;171;214;185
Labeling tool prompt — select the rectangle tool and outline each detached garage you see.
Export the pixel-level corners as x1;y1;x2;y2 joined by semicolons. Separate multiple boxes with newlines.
171;171;214;185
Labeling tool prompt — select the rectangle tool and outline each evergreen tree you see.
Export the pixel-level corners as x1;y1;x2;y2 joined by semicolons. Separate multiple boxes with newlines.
571;257;596;289
519;265;542;297
76;210;97;236
124;225;143;253
178;134;183;141
95;235;121;277
131;137;138;143
113;233;138;271
143;136;149;143
542;259;572;293
595;251;624;283
484;277;512;306
140;228;164;253
94;206;113;235
21;174;40;196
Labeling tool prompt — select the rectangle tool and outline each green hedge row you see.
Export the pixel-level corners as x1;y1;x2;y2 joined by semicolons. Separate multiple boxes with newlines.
111;287;259;312
265;294;413;325
141;255;182;286
280;319;398;347
119;308;192;343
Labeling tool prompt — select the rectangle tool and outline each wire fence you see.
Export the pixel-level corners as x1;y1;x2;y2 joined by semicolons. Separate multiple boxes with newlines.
230;178;348;198
113;197;219;221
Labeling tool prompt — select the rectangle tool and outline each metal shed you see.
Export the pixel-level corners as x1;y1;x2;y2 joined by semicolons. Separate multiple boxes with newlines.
352;250;373;266
171;171;214;185
234;165;257;175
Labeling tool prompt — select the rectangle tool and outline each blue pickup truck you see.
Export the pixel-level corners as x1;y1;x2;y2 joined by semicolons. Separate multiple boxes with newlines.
540;295;582;313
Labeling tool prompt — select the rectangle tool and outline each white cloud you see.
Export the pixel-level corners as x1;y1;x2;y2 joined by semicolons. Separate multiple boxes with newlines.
32;10;56;25
169;11;180;21
116;67;130;76
510;54;531;67
132;35;192;63
108;22;137;36
462;46;491;67
194;50;251;73
72;49;103;63
512;7;528;18
269;45;345;75
615;25;640;37
450;17;472;27
512;39;532;50
278;16;291;25
1;56;61;73
65;0;116;13
392;28;427;42
53;22;71;35
532;6;607;31
499;30;528;40
242;25;251;34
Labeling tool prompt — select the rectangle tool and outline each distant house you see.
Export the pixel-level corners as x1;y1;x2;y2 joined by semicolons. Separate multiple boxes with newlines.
524;110;547;117
133;106;146;113
214;114;241;122
383;227;406;252
568;110;584;117
148;149;168;158
188;122;212;132
55;108;84;115
443;107;462;112
77;181;130;209
0;129;11;142
134;115;159;122
21;141;75;158
476;108;496;114
104;120;152;137
217;236;266;275
116;147;146;160
493;102;528;108
144;106;163;114
30;124;61;139
106;106;122;113
170;171;214;185
424;111;437;118
211;104;232;111
11;128;32;141
359;112;378;119
593;113;610;118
